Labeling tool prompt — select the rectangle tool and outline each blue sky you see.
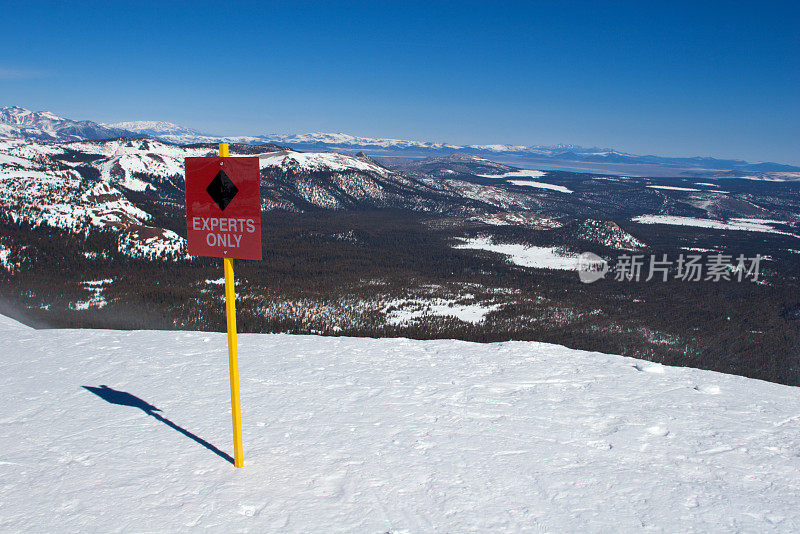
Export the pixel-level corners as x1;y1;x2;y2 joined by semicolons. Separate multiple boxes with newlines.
2;1;798;163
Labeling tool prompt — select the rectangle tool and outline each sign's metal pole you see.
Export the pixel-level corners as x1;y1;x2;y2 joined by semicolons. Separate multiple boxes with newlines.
220;142;244;468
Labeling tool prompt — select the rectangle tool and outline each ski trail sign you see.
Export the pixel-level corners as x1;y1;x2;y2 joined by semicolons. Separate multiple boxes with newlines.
185;144;261;468
185;153;262;260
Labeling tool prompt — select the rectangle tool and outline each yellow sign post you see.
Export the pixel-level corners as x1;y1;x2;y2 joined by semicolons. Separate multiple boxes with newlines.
220;142;244;468
185;143;260;468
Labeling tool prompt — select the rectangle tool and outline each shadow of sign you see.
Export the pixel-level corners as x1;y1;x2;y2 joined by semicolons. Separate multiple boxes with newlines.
82;385;234;465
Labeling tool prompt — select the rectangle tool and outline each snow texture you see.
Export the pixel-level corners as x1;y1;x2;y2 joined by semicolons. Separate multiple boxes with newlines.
632;215;798;237
70;279;112;310
579;220;647;251
1;315;799;531
0;241;14;272
259;150;391;176
470;212;563;229
455;237;580;270
507;180;574;193
478;169;547;180
0;140;188;259
647;185;701;192
383;298;501;326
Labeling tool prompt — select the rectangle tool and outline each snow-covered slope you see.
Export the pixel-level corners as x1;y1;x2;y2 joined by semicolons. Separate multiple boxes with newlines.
81;138;210;193
105;121;214;145
1;315;798;532
260;149;393;176
0;140;187;259
270;132;463;150
256;149;490;212
0;106;134;143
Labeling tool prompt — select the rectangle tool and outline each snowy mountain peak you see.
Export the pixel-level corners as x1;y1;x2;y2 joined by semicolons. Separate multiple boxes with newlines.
0;106;135;143
38;110;62;120
105;120;207;137
1;106;63;126
258;149;393;176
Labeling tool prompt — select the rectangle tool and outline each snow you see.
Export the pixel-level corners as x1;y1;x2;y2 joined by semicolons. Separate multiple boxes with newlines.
462;168;573;195
0;241;13;271
478;169;547;179
738;174;800;182
0;140;193;260
85;278;113;286
733;217;788;225
580;219;647;250
0;107;119;143
7;141;67;159
92;140;205;191
0;164;151;234
272;132;454;150
466;144;528;152
647;185;701;192
259;150;391;176
454;237;580;270
383;298;501;326
108;121;195;134
0;152;33;167
441;181;533;210
71;279;113;310
1;315;799;531
68;138;209;159
632;215;797;237
117;228;186;260
471;212;563;229
506;180;574;193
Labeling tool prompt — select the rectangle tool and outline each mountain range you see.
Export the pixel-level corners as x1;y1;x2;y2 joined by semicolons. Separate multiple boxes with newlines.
2;106;798;175
0;106;132;143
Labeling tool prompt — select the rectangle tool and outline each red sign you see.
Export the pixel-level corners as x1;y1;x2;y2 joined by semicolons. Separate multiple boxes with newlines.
185;157;262;260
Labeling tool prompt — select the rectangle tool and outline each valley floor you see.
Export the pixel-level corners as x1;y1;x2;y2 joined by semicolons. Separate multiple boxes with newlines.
1;315;799;532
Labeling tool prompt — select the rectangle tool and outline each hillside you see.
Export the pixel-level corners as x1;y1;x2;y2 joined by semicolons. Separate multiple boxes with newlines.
1;314;799;531
0;106;134;143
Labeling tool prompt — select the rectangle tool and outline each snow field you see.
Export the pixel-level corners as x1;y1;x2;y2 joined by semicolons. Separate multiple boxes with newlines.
507;180;574;193
259;150;391;176
1;315;799;531
454;237;580;270
382;298;501;326
478;170;547;180
632;215;797;237
646;185;701;192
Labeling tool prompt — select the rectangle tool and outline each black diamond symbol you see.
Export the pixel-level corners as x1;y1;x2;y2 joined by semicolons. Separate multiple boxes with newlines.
206;170;239;211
